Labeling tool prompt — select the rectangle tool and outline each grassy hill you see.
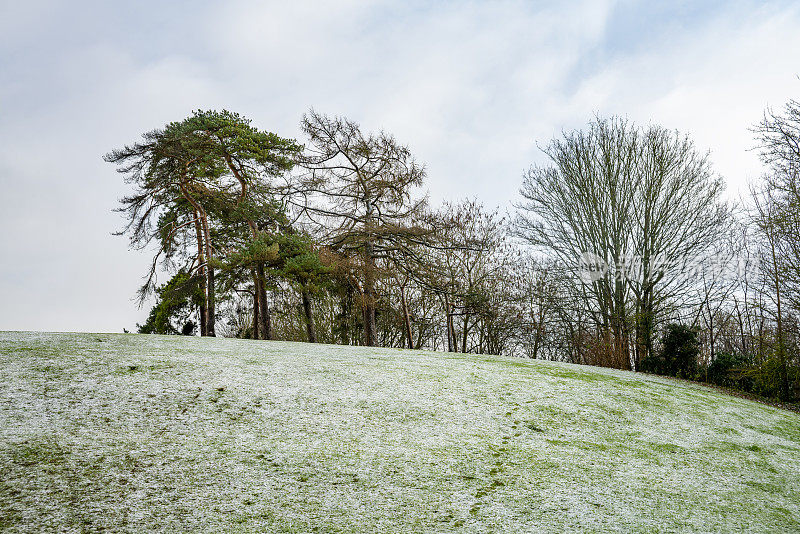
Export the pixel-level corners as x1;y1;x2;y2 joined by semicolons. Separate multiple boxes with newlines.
1;332;799;533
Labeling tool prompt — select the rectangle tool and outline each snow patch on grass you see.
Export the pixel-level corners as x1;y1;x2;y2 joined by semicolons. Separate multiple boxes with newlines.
1;332;799;532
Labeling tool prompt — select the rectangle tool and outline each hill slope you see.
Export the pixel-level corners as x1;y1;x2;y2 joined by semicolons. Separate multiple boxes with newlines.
1;332;799;533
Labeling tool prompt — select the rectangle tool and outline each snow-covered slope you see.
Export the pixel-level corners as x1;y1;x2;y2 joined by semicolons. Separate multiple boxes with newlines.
1;332;798;533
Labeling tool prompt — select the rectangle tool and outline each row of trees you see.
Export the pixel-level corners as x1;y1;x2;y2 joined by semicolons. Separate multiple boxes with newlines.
109;99;800;402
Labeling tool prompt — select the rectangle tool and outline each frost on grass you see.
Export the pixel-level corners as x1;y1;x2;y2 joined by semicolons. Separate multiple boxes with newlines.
0;331;799;533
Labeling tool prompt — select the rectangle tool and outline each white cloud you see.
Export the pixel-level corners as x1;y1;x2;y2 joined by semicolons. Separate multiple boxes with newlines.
570;2;800;196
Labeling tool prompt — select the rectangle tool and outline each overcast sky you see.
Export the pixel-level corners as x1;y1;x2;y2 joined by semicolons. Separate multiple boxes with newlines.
1;0;799;333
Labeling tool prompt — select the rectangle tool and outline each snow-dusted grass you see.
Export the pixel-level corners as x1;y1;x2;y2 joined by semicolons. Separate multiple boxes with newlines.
0;332;798;533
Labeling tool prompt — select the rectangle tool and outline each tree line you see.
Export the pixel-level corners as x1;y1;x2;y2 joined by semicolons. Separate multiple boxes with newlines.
107;100;800;403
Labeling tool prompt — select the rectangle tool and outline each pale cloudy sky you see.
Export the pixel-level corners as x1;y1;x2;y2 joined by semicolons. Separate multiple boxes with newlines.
1;0;798;333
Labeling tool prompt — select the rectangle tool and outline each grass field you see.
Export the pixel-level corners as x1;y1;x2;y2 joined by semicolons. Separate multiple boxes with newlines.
1;331;799;533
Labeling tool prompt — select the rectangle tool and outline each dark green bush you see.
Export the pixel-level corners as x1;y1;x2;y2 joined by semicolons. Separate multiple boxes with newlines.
641;323;700;379
138;271;204;335
707;351;750;387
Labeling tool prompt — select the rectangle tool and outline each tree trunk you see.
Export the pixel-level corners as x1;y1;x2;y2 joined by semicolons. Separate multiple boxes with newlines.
708;305;716;366
201;213;216;337
252;268;260;339
199;302;208;337
635;285;653;372
734;298;748;359
613;277;631;370
531;320;542;359
206;265;216;336
193;212;208;337
179;178;214;337
636;201;653;371
264;299;273;341
461;313;470;353
399;284;413;349
444;293;455;352
768;224;790;400
338;287;352;345
362;240;377;346
302;290;317;343
256;262;271;340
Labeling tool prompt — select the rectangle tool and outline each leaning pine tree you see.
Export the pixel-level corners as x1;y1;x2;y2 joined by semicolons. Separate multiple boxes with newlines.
105;117;225;336
106;110;299;337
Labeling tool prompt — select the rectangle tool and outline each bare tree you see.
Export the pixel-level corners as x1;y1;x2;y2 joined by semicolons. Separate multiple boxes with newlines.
516;117;729;370
293;110;427;346
749;95;800;399
749;183;791;400
633;126;730;367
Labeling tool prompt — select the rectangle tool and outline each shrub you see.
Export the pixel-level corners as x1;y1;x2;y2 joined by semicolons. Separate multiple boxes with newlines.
732;357;800;400
707;351;749;387
642;323;700;379
137;271;204;335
